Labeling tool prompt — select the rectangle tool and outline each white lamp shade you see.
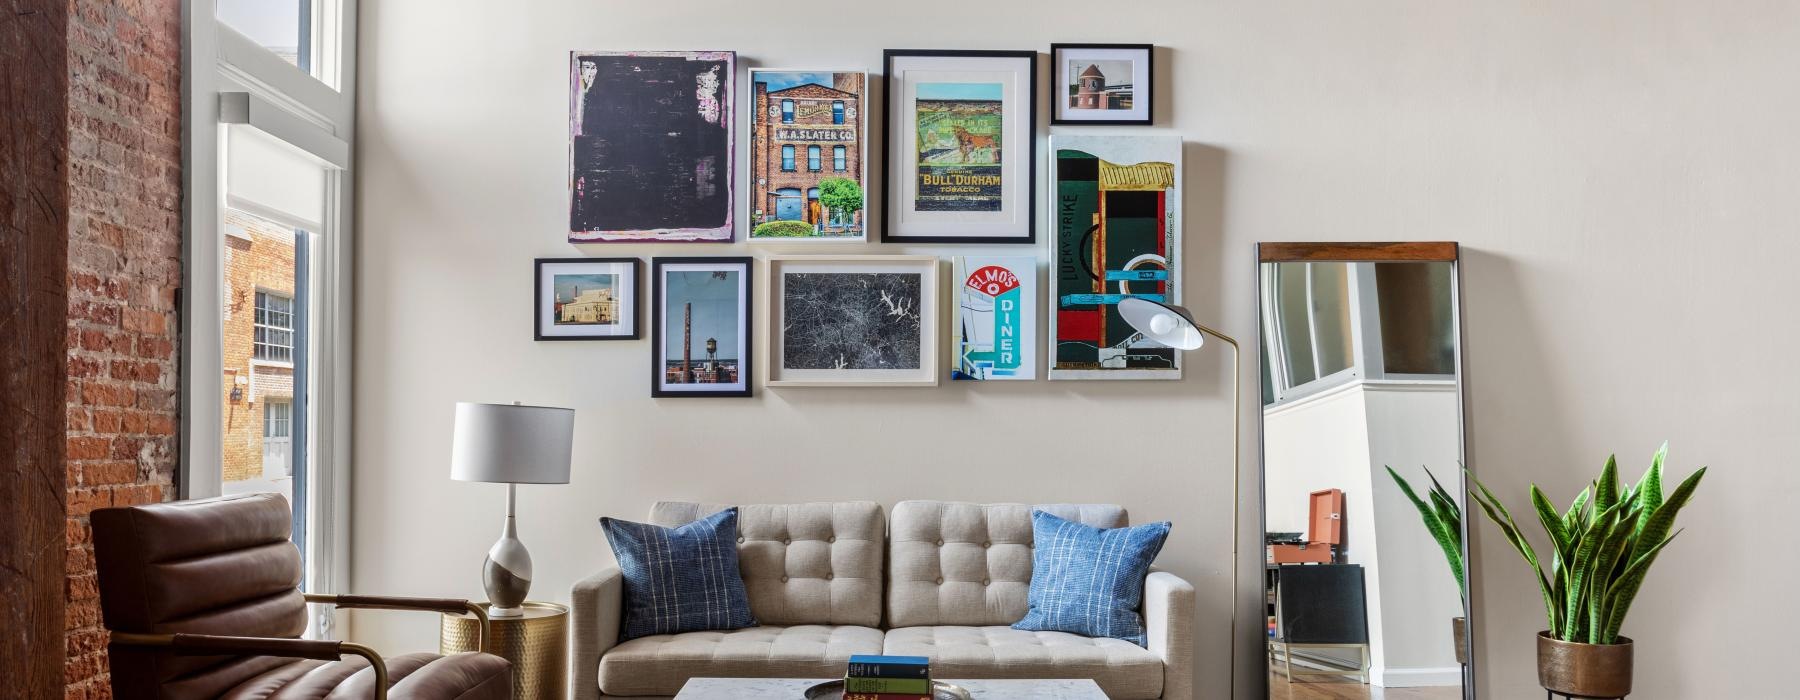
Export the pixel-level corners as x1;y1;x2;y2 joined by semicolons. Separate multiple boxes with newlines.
450;402;574;484
1118;297;1206;350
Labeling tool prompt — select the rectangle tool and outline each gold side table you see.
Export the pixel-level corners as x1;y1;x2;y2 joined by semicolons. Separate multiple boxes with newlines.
441;601;568;700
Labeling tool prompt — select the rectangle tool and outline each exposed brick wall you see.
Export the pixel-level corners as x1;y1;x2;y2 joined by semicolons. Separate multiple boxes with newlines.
64;0;183;696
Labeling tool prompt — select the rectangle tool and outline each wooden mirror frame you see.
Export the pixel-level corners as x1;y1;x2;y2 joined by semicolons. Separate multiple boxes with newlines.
1249;241;1473;700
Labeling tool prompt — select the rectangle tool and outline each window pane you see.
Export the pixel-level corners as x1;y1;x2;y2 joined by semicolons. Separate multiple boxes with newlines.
1307;262;1354;377
1273;262;1317;386
224;209;307;503
1375;262;1456;374
218;0;309;70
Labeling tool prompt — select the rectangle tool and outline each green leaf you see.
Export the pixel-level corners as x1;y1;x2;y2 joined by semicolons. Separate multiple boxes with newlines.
1389;466;1464;589
1468;471;1561;633
1563;502;1618;641
1585;509;1638;643
1563;487;1591;534
1600;529;1684;644
1532;485;1573;564
1633;442;1668;538
1594;454;1620;511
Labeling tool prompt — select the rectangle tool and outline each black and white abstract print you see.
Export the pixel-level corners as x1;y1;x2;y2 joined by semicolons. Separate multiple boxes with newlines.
782;273;923;370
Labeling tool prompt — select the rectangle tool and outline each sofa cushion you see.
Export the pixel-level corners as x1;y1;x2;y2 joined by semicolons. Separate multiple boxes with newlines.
598;625;884;696
882;626;1163;700
886;501;1127;627
602;508;757;642
649;501;884;627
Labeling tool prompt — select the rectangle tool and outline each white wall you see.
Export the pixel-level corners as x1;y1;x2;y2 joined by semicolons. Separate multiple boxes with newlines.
355;2;1800;699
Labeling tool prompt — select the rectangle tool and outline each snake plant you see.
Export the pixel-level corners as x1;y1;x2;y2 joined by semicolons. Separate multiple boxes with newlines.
1386;466;1464;590
1466;442;1705;645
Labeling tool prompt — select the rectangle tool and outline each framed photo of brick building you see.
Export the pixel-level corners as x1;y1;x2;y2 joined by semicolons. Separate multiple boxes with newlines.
535;257;640;341
651;257;753;397
747;70;867;242
765;255;940;387
882;50;1036;244
1050;44;1153;125
569;51;736;242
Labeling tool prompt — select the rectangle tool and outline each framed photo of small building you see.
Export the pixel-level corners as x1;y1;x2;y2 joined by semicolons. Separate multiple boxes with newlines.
1049;44;1153;126
766;255;939;387
747;70;867;242
569;51;736;242
882;50;1036;244
535;257;639;341
651;257;753;397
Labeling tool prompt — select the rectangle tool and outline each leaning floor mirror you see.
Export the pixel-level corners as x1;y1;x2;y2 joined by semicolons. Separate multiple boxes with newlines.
1255;243;1473;699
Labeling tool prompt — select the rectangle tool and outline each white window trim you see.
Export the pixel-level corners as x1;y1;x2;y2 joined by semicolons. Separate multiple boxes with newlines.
182;0;358;639
1261;261;1453;408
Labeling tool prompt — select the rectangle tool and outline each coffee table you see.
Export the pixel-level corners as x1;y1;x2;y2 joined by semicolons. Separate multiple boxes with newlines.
674;677;1107;699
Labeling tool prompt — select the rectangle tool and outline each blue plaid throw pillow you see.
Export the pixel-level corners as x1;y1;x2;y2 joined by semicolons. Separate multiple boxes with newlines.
600;507;757;641
1012;509;1171;646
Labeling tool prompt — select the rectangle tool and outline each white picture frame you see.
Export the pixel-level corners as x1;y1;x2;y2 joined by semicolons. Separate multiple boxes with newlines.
952;256;1037;381
765;255;941;387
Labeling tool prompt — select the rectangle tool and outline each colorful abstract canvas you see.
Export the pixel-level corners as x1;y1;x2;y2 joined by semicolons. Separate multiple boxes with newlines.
569;51;735;242
953;256;1036;381
1048;134;1182;380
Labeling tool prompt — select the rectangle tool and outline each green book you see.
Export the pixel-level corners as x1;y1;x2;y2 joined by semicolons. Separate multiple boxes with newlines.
843;677;930;695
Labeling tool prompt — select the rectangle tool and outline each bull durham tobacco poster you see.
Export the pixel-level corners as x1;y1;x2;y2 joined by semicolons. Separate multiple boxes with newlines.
882;50;1036;244
1048;134;1182;380
915;83;1003;212
569;51;735;243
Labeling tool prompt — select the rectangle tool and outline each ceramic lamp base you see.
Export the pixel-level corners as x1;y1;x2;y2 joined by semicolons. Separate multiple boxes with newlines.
488;605;525;618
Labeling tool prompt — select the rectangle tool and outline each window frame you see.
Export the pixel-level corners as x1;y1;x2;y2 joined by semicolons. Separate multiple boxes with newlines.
806;144;821;171
183;0;357;640
1261;261;1457;407
833;145;846;171
253;289;297;364
832;100;844;124
781;98;794;123
781;144;795;172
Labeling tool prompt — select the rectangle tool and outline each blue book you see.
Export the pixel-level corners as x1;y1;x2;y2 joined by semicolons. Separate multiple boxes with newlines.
846;654;930;679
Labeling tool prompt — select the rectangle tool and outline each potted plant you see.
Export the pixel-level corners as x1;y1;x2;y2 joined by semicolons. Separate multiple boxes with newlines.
1385;466;1468;664
1467;442;1705;698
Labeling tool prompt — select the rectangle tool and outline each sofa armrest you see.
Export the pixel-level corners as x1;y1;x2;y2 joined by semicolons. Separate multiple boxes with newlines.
570;566;624;700
1143;570;1196;700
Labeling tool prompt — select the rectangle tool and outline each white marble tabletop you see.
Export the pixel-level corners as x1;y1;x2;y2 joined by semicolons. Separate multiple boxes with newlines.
674;677;1107;700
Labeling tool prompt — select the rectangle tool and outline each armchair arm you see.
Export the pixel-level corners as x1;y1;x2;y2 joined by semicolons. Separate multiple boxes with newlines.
570;566;624;700
110;632;388;699
1143;570;1196;700
304;593;490;653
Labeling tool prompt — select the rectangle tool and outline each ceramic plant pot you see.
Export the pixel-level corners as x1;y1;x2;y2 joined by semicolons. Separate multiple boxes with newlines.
1537;631;1633;698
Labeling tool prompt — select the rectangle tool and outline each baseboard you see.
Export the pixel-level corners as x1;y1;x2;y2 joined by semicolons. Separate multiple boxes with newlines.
1376;666;1463;687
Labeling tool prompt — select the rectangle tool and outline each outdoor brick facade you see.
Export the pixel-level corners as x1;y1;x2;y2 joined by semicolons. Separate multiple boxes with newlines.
64;0;183;696
221;210;298;485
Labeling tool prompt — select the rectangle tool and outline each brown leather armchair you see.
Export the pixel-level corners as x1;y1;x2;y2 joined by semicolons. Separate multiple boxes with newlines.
93;493;513;699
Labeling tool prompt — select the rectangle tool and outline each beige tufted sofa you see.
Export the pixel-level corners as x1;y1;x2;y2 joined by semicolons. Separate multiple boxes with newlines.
570;500;1195;700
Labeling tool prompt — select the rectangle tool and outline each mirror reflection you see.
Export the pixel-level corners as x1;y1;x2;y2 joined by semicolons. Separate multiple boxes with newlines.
1259;255;1470;699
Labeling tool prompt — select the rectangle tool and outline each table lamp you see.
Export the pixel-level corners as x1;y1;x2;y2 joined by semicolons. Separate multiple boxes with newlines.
450;401;574;618
1116;297;1244;694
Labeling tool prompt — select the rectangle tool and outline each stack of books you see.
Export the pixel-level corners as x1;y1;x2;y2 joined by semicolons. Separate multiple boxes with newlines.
843;654;931;700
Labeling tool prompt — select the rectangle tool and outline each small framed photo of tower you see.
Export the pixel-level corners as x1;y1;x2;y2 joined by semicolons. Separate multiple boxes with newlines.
535;257;640;340
651;257;754;397
1049;44;1153;125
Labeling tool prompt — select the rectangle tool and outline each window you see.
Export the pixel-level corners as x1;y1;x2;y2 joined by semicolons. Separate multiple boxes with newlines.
833;145;846;171
1261;261;1457;406
781;99;794;123
832;100;845;124
189;0;354;640
781;145;795;171
255;291;296;362
807;145;821;171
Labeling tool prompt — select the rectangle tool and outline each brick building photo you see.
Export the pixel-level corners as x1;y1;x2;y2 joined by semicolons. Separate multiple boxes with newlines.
749;71;865;239
220;210;301;499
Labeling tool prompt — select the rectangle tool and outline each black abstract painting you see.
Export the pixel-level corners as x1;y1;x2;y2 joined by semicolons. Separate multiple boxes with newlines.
782;273;923;370
569;51;735;242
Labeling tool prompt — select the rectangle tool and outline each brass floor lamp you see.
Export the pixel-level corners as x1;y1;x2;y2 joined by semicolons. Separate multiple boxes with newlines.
1118;297;1242;699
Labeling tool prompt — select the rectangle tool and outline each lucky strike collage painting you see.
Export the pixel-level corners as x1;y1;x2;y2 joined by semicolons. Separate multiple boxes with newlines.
546;45;1177;395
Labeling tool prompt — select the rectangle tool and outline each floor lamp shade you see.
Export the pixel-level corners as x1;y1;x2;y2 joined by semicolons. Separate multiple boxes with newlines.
450;402;574;485
1118;297;1206;351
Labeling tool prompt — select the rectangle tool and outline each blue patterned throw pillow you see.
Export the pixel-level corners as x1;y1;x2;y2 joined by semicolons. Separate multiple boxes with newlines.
1013;509;1172;646
600;507;757;641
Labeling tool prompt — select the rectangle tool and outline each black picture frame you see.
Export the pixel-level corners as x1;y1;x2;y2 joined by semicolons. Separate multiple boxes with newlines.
534;257;640;341
1048;43;1154;126
881;49;1037;245
650;257;754;398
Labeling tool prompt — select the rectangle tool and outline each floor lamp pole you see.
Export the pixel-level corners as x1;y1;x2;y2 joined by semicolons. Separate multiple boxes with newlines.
1190;321;1241;700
